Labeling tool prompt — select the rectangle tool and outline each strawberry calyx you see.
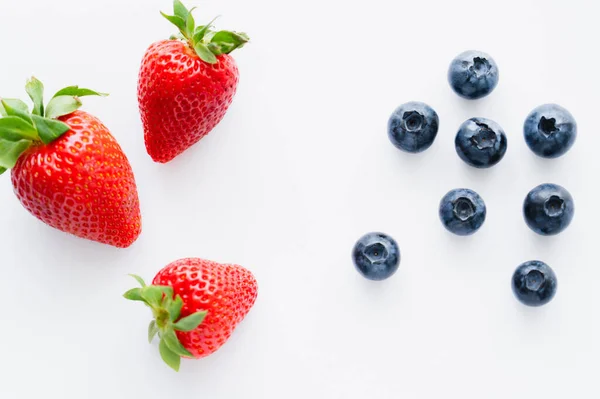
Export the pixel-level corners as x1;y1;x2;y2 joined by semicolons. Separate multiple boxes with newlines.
0;77;106;175
123;274;207;372
161;0;249;64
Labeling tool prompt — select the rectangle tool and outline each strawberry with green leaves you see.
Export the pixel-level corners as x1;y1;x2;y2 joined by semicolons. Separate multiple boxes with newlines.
138;0;249;163
0;78;141;248
124;258;258;371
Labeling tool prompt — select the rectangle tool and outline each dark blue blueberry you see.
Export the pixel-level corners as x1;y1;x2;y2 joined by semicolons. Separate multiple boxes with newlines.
448;50;499;99
352;232;400;281
523;183;574;236
512;261;557;307
455;117;507;168
388;102;439;153
524;104;577;158
439;189;486;236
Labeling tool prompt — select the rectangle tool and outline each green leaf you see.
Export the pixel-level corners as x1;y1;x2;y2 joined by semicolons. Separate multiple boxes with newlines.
53;86;107;98
0;138;31;169
0;166;6;175
0;98;30;116
140;286;165;307
159;338;181;372
31;115;70;144
192;25;209;43
185;7;196;38
168;295;184;322
211;31;250;51
173;0;189;20
0;116;39;141
148;320;159;343
161;286;174;297
161;12;187;35
194;42;217;64
206;43;225;56
209;30;249;55
123;287;144;301
45;95;82;119
0;99;33;125
26;77;44;116
193;17;218;43
129;274;147;287
162;329;193;357
173;311;207;332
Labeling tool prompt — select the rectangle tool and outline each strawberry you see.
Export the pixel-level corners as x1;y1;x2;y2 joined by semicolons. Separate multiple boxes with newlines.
124;258;258;371
138;0;249;163
0;78;141;248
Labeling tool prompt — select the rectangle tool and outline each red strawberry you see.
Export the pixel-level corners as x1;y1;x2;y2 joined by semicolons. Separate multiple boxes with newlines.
138;0;248;163
124;258;258;371
1;78;141;248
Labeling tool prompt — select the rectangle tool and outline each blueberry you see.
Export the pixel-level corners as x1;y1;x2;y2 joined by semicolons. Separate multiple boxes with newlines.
524;104;577;158
352;232;400;281
455;117;507;168
523;183;574;235
439;189;486;236
512;261;557;307
388;102;439;153
448;50;499;99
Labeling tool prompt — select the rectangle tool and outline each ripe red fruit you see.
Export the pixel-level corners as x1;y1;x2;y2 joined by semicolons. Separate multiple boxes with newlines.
1;78;141;248
138;0;249;163
124;258;258;371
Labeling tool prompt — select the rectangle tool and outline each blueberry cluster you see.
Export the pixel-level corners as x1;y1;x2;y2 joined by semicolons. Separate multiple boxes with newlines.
354;50;577;307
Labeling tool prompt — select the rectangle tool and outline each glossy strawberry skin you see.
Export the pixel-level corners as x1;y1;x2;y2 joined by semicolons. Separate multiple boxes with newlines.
152;258;258;358
138;40;239;163
11;111;141;248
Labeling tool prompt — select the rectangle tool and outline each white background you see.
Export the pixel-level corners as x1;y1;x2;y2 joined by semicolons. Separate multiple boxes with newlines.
1;0;599;398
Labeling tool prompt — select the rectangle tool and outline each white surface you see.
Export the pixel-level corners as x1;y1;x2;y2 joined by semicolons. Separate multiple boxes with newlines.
1;0;599;397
